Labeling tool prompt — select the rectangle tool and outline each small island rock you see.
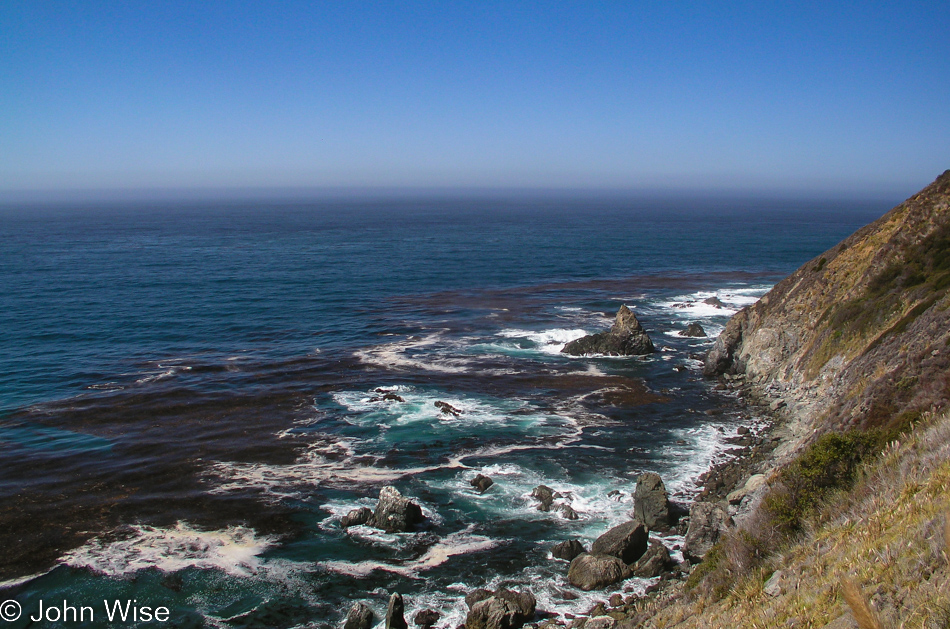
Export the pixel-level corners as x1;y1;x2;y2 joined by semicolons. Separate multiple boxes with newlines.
373;486;425;533
471;474;494;493
562;305;655;356
679;322;707;337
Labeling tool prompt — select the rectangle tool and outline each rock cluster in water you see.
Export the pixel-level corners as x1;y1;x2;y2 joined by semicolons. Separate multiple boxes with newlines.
561;305;655;356
341;486;425;533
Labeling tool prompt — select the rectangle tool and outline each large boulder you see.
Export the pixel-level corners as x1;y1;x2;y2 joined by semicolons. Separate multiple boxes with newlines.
679;322;707;337
386;593;407;629
631;542;673;578
567;554;630;591
343;602;374;629
683;502;732;563
632;473;671;529
471;474;494;493
562;305;655;356
464;589;535;629
551;539;586;561
373;486;425;533
590;520;649;564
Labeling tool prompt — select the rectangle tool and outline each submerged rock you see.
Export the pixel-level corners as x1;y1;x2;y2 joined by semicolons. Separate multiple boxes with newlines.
435;401;462;416
373;486;425;533
471;474;494;493
590;520;649;564
386;593;408;629
683;502;732;563
343;602;374;629
558;504;579;520
703;296;726;308
567;554;630;591
632;472;671;529
679;322;707;337
551;539;586;561
531;485;559;512
341;506;374;529
464;588;536;629
561;305;655;356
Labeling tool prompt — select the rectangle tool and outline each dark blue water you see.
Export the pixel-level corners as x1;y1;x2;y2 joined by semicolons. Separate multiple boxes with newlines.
0;197;883;626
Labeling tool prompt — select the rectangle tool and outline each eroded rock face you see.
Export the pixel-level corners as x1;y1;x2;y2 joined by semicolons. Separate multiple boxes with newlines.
632;472;671;529
567;554;630;591
683;502;732;563
343;602;374;629
590;520;649;564
373;486;425;533
562;305;655;356
464;589;536;629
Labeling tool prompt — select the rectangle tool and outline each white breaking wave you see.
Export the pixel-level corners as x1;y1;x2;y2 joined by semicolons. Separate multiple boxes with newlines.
496;328;589;354
61;522;275;577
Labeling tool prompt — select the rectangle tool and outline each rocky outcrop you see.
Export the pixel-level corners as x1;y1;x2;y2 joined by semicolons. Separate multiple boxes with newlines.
373;486;425;533
551;539;586;561
632;472;671;528
567;554;630;590
531;485;558;511
341;507;374;529
679;322;707;337
631;542;674;578
590;520;649;564
343;602;374;629
704;171;950;438
464;589;536;629
682;502;731;563
562;305;655;356
386;593;407;629
471;474;494;493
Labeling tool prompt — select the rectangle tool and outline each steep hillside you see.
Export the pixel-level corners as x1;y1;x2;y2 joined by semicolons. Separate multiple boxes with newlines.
706;170;950;443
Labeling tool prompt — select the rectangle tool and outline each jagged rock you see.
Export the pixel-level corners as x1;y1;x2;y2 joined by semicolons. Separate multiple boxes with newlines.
683;502;732;562
371;392;406;403
414;609;440;628
567;554;630;590
562;305;655;356
531;485;559;511
464;589;536;629
559;504;579;520
386;593;407;629
343;602;374;629
471;474;494;493
703;296;726;308
631;542;673;578
632;472;671;528
679;322;707;337
341;507;374;529
590;520;649;564
373;486;425;533
435;401;462;416
551;540;586;561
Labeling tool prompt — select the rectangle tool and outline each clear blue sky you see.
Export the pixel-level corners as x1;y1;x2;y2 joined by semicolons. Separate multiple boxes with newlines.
2;1;948;198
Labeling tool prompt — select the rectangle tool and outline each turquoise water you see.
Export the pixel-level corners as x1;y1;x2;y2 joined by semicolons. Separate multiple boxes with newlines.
0;197;884;626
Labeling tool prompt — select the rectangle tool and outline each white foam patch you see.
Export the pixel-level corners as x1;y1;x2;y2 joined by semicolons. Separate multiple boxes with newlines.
61;522;275;577
354;332;472;373
655;285;772;321
496;328;589;355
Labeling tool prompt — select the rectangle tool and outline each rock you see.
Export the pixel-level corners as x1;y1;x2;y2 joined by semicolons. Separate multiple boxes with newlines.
591;520;649;564
726;474;766;505
386;593;408;629
562;305;655;356
551;540;586;561
435;401;462;416
341;506;374;529
679;322;707;337
703;296;726;308
769;398;787;411
608;594;624;608
344;602;374;629
465;589;494;608
559;504;579;520
631;542;673;578
414;609;441;628
737;426;750;435
763;570;785;597
471;474;494;493
464;589;535;629
683;502;732;562
567;554;630;591
531;485;559;511
632;472;671;528
373;486;425;533
585;618;616;629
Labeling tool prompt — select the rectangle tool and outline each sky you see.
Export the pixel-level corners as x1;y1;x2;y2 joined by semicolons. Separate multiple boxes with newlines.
1;1;948;199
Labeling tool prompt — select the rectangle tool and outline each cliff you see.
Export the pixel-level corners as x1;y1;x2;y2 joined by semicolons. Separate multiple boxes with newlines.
705;170;950;442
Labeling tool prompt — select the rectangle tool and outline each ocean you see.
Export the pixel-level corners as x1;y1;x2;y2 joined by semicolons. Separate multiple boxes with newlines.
0;197;884;627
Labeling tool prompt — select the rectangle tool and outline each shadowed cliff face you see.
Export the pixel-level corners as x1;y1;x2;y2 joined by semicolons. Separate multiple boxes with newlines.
706;170;950;434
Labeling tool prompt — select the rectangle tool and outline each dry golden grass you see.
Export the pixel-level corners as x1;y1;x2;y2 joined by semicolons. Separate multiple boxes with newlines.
642;410;950;629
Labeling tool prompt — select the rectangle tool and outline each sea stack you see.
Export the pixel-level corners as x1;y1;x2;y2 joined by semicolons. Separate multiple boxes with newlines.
562;305;655;356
